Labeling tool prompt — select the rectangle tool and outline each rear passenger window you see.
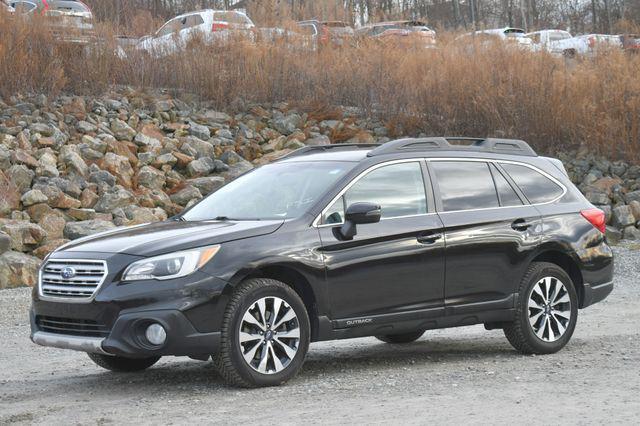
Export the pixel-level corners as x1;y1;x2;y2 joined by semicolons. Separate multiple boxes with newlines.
432;161;499;211
490;164;523;207
501;163;564;204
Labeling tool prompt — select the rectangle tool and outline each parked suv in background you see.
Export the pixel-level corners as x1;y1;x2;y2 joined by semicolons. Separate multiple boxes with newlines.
30;137;614;387
8;0;95;44
137;9;255;55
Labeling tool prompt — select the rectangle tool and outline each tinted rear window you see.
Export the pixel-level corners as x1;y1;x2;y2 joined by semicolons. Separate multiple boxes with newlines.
501;163;564;204
432;161;499;211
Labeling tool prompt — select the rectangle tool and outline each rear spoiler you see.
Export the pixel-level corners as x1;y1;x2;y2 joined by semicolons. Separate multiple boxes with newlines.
542;156;569;176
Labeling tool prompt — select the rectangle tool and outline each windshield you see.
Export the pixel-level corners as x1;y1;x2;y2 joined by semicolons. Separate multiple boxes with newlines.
181;161;353;221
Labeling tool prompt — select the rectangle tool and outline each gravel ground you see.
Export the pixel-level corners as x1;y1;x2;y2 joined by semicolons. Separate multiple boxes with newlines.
1;245;639;425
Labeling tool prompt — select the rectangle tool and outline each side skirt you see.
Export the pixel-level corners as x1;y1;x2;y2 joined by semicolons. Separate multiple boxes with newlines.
314;296;517;341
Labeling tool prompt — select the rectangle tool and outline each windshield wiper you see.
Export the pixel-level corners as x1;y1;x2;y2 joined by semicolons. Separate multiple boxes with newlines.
212;216;262;221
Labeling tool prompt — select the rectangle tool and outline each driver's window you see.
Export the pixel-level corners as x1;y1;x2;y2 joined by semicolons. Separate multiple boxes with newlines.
321;161;427;225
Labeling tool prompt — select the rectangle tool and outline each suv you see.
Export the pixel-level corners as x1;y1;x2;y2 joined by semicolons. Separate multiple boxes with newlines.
30;137;614;387
8;0;95;44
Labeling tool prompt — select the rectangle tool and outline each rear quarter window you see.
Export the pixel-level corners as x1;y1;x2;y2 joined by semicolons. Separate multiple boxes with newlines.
500;163;564;204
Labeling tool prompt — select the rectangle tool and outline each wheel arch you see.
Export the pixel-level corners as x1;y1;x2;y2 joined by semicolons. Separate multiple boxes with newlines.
234;264;322;341
529;249;584;306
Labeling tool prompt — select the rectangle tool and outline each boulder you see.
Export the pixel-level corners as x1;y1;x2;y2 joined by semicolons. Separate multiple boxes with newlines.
188;121;211;140
623;226;640;240
186;157;216;177
188;176;225;195
111;119;137;141
60;150;89;177
306;135;331;146
136;166;166;191
38;211;67;241
76;120;98;133
0;231;10;254
32;239;69;259
181;136;214;159
605;226;622;245
0;220;47;252
100;152;135;188
63;220;116;240
611;205;635;228
629;200;640;222
626;190;640;204
0;171;21;217
6;165;34;194
0;251;41;289
21;189;48;207
94;187;136;213
169;185;202;206
67;208;96;221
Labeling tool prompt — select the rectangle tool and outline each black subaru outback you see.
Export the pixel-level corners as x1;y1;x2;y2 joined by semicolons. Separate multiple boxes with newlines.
30;137;614;387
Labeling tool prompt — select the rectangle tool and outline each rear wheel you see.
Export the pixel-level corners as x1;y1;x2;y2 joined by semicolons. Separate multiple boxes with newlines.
504;262;578;354
214;278;310;387
375;330;425;344
87;353;160;372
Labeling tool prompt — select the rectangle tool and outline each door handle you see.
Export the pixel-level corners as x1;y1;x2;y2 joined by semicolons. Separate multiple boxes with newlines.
417;233;442;244
511;219;534;231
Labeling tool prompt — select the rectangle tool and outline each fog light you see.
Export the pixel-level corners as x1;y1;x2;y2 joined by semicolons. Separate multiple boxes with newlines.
145;323;166;346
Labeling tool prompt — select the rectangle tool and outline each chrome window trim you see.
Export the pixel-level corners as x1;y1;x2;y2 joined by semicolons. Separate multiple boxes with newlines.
312;156;568;227
312;158;427;228
38;259;109;304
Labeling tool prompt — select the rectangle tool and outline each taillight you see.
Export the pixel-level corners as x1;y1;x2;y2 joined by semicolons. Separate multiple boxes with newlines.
588;36;596;48
212;22;229;32
581;208;606;233
41;0;49;15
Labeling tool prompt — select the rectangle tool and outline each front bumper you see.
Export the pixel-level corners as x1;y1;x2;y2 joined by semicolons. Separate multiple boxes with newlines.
30;308;222;358
30;251;230;358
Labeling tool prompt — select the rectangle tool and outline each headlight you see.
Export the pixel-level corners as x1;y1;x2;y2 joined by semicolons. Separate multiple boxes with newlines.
122;245;220;282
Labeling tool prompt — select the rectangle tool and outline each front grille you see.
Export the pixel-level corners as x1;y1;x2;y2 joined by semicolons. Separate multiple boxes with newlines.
40;259;108;301
36;315;110;337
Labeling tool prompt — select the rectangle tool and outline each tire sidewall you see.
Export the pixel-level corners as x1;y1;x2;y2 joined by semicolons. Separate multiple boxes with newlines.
520;265;578;354
227;282;310;386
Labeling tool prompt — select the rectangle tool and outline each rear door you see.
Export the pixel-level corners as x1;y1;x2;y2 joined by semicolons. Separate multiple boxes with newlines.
429;159;542;313
318;160;445;321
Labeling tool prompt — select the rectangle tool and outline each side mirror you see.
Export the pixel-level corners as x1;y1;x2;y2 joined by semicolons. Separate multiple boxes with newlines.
338;202;381;240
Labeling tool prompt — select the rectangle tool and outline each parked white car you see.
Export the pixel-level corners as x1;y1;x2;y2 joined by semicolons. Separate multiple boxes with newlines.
563;34;622;56
525;29;573;54
458;27;533;50
137;9;255;56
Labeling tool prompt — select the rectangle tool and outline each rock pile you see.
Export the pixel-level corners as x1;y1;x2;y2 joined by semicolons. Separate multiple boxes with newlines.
0;89;639;289
0;89;387;288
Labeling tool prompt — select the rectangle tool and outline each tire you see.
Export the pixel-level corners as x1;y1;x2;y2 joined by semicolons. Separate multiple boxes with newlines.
375;330;425;344
504;262;578;355
214;278;311;388
87;353;160;372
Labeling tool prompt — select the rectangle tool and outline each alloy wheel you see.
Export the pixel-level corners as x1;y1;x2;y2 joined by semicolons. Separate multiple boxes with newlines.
238;296;300;374
527;276;572;342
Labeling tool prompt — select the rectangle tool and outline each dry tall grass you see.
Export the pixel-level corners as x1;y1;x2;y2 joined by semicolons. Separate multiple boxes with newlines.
0;13;639;159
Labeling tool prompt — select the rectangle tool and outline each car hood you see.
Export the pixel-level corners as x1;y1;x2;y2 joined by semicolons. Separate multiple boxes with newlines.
59;220;284;257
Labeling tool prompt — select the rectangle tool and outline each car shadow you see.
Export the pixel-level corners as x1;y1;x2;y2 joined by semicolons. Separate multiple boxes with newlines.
28;335;521;395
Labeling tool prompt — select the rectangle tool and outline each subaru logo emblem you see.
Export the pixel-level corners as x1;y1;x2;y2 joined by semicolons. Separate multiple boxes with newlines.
61;267;76;279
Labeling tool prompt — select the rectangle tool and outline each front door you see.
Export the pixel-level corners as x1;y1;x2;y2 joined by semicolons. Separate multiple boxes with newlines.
317;160;445;321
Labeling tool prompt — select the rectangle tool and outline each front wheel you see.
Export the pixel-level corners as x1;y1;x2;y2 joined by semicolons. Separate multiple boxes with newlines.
504;262;578;354
214;278;310;387
87;353;160;372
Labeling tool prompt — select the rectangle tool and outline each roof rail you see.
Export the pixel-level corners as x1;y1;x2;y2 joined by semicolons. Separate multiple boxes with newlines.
366;137;537;157
278;143;380;161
